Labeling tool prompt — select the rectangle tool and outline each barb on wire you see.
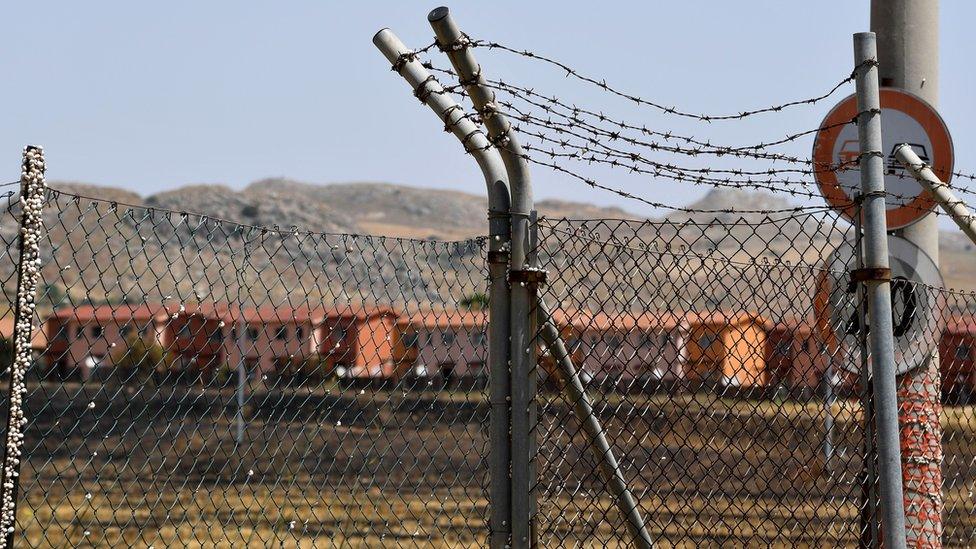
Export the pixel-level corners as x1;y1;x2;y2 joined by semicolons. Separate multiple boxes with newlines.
426;63;831;166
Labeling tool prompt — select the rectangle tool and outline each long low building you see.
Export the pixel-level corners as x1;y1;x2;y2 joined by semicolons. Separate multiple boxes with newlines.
39;302;401;381
37;302;976;398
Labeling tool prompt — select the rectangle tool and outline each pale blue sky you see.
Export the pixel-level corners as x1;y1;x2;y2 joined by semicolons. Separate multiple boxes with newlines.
3;2;974;218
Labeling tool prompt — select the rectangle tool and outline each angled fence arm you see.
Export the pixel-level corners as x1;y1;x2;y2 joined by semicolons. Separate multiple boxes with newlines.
895;144;976;246
427;10;540;547
372;28;514;549
535;297;654;549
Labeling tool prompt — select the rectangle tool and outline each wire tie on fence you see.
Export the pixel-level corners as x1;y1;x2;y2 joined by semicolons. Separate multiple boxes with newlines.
390;50;418;73
847;267;891;292
412;75;438;104
508;267;547;288
459;129;484;151
436;34;471;53
852;190;887;204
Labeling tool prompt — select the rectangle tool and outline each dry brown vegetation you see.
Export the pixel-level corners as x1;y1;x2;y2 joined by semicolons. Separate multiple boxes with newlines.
11;382;976;548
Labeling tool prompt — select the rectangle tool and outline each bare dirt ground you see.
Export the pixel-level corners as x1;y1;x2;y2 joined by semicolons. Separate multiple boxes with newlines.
10;381;976;548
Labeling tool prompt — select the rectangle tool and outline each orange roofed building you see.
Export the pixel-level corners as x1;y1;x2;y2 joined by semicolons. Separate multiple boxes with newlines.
396;310;488;380
41;303;161;379
222;304;401;379
684;311;769;387
766;316;835;390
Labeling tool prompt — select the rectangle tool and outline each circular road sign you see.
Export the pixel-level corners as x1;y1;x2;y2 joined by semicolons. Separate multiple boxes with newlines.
812;88;954;230
815;234;944;375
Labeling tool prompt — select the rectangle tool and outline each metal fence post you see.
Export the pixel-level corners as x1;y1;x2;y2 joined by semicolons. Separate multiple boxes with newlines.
0;146;47;548
233;229;252;446
852;32;908;549
372;28;514;548
853;202;881;549
427;8;538;547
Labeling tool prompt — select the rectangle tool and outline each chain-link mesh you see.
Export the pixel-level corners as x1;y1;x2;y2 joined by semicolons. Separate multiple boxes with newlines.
530;211;974;548
0;184;974;547
7;188;491;547
918;285;976;548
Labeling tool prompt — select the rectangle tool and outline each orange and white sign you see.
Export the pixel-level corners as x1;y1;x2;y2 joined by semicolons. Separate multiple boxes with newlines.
812;89;954;230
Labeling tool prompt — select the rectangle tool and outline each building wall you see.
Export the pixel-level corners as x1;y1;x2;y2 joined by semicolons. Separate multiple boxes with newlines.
766;329;832;389
563;326;683;384
406;324;487;379
686;320;767;387
686;324;726;383
42;316;155;379
342;314;401;379
723;322;767;386
223;319;318;376
159;313;226;370
940;332;976;399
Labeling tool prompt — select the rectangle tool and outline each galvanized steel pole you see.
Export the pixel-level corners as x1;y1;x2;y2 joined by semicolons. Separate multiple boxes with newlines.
427;8;538;547
854;205;881;549
372;27;514;548
853;32;908;549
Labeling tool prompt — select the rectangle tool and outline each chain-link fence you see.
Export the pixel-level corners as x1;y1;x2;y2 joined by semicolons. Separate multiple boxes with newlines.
5;186;493;547
530;212;974;548
0;175;974;547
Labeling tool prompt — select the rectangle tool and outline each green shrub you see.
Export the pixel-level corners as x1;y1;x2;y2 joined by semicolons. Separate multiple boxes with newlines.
113;336;171;383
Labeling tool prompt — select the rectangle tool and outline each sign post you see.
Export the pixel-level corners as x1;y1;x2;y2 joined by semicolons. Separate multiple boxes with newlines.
814;36;954;548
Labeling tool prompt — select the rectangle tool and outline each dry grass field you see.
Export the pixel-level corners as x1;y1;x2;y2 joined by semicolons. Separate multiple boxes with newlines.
9;381;976;548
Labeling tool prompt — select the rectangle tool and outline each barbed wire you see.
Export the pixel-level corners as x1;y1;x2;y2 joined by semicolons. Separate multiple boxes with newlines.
482;78;850;163
401;43;976;201
419;59;976;206
465;38;862;122
425;64;823;166
513;125;976;209
486;84;976;203
513;149;847;214
492;86;976;200
390;57;976;217
538;217;854;276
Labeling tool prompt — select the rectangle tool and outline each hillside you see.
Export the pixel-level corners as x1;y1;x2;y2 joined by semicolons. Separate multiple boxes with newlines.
49;179;636;241
2;181;972;315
